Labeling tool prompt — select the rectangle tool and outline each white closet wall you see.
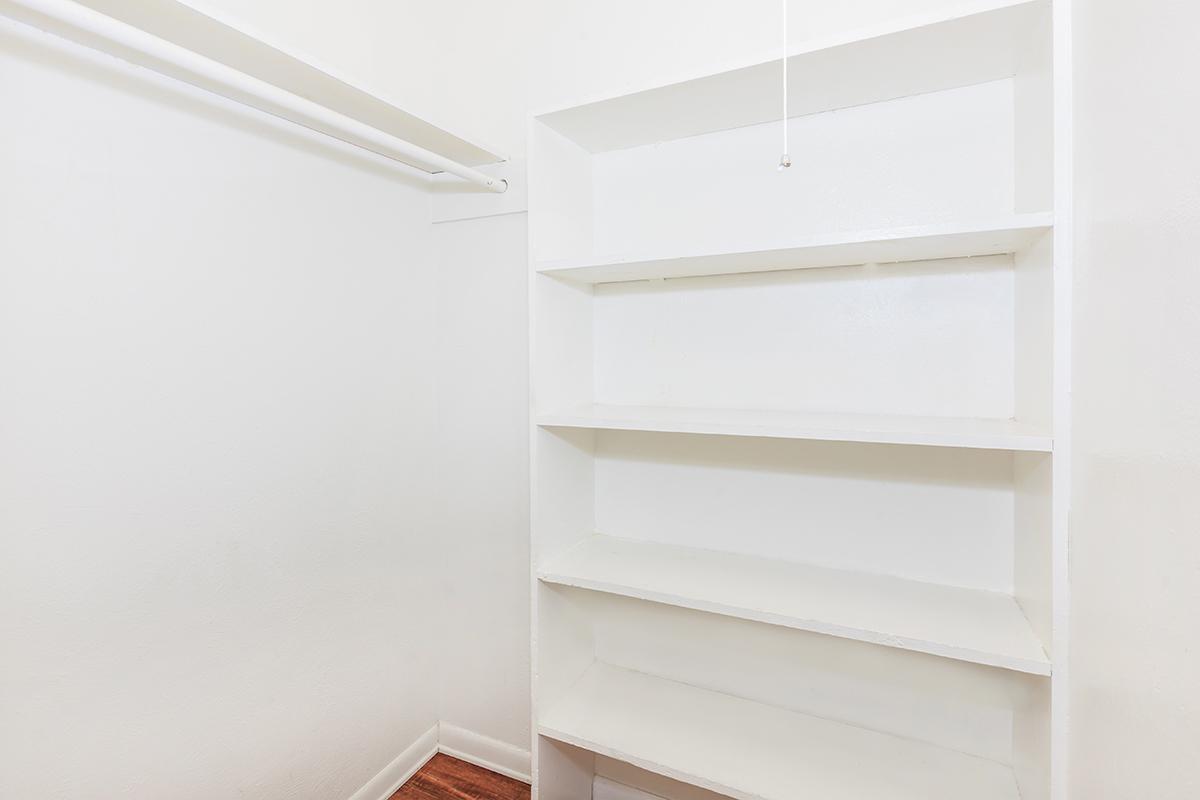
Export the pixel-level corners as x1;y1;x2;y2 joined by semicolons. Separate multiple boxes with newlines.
1069;0;1200;798
0;15;443;800
433;212;532;755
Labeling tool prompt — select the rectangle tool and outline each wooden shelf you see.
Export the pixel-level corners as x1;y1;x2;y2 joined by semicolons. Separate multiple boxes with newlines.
539;663;1021;800
536;214;1052;284
536;0;1047;152
536;404;1052;452
540;535;1050;675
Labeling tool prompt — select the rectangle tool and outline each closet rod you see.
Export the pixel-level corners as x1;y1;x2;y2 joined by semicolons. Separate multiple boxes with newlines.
5;0;509;193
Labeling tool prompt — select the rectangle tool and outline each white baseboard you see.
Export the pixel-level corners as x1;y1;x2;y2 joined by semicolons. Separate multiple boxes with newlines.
437;721;532;784
593;776;668;800
347;723;439;800
347;721;531;800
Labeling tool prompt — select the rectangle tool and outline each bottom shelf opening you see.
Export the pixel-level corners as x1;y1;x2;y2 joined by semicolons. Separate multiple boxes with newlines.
539;662;1021;800
535;586;1050;800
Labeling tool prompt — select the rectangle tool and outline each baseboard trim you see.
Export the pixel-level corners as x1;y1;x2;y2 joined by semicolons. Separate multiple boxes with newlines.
347;721;531;800
347;723;439;800
437;722;532;784
593;776;668;800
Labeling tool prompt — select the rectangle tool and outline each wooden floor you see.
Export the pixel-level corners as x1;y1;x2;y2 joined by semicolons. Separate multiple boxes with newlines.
391;754;530;800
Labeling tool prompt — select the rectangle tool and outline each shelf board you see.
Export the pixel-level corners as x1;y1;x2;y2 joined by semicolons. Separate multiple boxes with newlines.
536;0;1047;152
536;404;1053;452
539;663;1021;800
536;214;1052;284
541;535;1050;675
11;0;503;170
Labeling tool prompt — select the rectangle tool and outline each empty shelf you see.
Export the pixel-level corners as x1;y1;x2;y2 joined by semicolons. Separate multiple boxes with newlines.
539;663;1021;800
540;535;1050;675
536;404;1053;452
536;0;1047;152
536;214;1053;284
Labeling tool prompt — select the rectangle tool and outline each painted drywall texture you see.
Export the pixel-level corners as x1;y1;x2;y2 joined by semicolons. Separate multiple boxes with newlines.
0;19;440;800
48;0;539;776
433;213;532;754
1069;0;1200;797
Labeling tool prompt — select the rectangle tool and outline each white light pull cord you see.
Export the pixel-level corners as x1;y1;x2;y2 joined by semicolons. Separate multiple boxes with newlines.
778;0;791;170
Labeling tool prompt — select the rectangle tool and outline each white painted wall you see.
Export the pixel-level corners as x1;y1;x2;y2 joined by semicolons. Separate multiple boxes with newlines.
0;17;441;800
1069;0;1200;796
433;212;531;754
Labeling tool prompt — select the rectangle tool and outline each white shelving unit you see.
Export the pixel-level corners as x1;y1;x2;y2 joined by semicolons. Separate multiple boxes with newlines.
530;0;1071;798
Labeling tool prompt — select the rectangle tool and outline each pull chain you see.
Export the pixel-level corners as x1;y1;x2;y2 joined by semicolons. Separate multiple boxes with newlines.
779;0;791;170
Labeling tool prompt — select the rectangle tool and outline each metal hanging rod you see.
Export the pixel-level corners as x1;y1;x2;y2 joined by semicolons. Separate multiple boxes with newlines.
3;0;508;193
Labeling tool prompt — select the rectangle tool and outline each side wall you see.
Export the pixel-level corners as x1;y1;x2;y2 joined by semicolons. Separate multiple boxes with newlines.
1069;1;1200;797
0;17;441;800
434;211;532;762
